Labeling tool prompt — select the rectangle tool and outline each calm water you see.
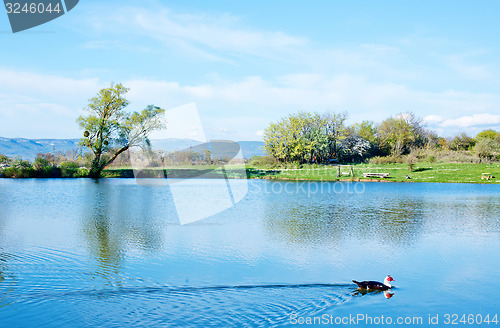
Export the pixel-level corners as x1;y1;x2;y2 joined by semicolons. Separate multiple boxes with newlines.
0;179;499;327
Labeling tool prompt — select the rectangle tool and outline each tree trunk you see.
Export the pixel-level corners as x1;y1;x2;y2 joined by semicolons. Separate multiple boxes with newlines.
88;158;106;179
87;145;130;179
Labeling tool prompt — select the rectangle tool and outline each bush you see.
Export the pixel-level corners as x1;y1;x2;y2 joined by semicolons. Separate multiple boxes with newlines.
369;156;404;164
76;168;90;177
433;150;474;163
3;166;36;178
405;154;418;172
249;155;278;168
60;161;80;178
284;161;302;169
32;154;63;177
450;133;476;151
33;157;52;171
426;155;437;163
474;138;497;163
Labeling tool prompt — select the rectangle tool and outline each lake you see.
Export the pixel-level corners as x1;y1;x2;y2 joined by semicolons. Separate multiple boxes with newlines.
0;178;499;327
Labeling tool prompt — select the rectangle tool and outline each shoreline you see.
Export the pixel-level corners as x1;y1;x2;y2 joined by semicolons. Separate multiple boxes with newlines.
1;162;498;184
0;176;496;185
254;176;496;184
1;172;498;185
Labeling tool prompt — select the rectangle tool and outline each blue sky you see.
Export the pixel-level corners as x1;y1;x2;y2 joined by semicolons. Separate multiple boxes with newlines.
1;0;499;140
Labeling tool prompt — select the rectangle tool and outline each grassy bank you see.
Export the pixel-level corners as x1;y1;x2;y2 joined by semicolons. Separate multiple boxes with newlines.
104;162;498;184
2;162;497;184
246;162;499;184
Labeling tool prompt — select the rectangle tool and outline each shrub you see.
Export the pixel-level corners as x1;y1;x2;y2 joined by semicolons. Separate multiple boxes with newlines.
77;168;89;177
369;156;404;164
60;161;80;178
3;165;36;178
450;133;476;151
33;157;52;171
285;161;302;169
433;150;474;163
405;154;417;172
474;139;497;163
250;155;278;168
426;155;437;163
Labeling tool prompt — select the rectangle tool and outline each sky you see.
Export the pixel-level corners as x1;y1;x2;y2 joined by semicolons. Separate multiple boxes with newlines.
1;0;499;141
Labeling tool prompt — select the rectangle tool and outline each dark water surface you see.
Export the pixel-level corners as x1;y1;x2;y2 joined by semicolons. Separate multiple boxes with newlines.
0;179;499;327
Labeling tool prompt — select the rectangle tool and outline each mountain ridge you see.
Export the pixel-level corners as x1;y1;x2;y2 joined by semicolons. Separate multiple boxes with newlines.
0;137;265;160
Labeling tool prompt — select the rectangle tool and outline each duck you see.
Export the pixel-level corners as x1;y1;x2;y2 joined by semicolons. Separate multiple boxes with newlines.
352;275;394;291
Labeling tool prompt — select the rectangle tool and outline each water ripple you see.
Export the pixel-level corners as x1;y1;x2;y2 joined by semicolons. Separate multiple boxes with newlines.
5;283;355;328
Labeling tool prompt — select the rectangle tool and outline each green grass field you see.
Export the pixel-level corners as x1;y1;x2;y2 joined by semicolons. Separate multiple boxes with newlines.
103;162;499;184
247;162;499;184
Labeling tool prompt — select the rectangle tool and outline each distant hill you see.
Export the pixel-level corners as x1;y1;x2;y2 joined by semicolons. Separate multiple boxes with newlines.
237;141;266;159
0;137;265;161
0;137;81;161
152;139;266;160
150;138;204;151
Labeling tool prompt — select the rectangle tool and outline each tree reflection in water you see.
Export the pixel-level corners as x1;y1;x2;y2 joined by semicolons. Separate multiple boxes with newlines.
262;181;500;248
81;180;170;285
263;195;426;247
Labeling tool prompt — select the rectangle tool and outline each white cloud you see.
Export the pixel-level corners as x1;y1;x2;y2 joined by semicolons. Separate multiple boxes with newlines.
75;5;307;61
0;67;100;101
69;4;500;118
443;52;494;81
0;67;103;138
125;75;500;139
1;65;500;140
440;114;500;128
423;113;500;137
255;130;264;137
423;115;445;125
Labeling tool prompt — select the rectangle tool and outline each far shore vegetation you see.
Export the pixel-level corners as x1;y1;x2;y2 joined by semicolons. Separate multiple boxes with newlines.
0;93;499;183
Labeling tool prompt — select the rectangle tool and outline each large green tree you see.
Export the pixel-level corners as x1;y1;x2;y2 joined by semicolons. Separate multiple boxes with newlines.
263;111;348;164
377;112;427;156
77;83;165;179
449;132;476;151
474;130;499;163
474;138;497;163
476;129;498;141
352;120;378;145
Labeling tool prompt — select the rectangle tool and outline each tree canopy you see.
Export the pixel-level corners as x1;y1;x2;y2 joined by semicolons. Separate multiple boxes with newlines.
377;113;427;156
476;129;498;141
263;111;434;164
263;111;348;164
77;83;165;179
449;132;476;151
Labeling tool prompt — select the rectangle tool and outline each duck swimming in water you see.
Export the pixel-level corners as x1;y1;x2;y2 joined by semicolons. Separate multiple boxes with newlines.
352;275;394;291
